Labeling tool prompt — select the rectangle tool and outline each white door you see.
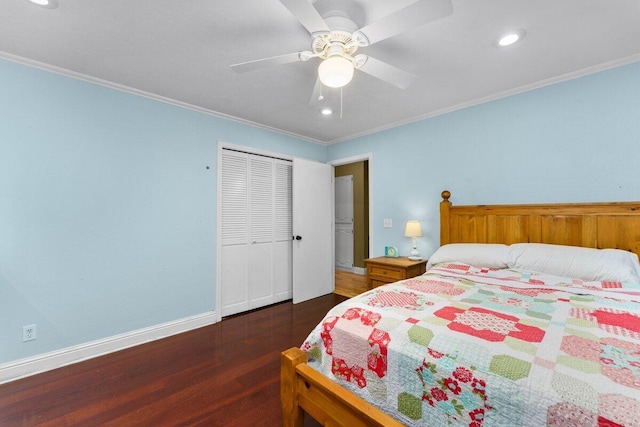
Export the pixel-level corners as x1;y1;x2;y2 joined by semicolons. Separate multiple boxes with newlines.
248;155;274;309
335;175;354;224
292;158;334;303
335;224;354;270
335;176;354;270
220;149;293;316
273;160;293;303
220;150;250;316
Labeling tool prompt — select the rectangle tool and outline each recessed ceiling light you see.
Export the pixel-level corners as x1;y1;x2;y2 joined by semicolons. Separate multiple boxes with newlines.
28;0;58;8
321;108;332;116
495;29;526;47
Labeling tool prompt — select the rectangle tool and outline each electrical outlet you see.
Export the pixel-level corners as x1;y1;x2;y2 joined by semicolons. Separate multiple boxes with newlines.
23;324;36;342
384;218;392;228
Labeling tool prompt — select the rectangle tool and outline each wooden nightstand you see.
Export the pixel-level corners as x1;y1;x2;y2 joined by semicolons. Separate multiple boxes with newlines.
364;257;428;290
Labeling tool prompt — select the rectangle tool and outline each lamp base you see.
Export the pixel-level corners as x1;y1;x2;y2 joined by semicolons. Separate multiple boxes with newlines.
409;246;421;261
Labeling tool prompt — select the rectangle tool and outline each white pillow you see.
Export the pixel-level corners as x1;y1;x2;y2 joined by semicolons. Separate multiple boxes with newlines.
427;244;509;269
508;243;640;284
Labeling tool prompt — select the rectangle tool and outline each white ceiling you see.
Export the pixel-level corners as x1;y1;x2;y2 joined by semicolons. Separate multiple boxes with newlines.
1;0;639;144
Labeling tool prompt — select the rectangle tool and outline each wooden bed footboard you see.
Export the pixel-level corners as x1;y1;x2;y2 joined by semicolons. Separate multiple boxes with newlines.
281;348;403;427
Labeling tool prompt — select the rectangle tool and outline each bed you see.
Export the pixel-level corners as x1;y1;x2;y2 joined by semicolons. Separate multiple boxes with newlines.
281;191;640;426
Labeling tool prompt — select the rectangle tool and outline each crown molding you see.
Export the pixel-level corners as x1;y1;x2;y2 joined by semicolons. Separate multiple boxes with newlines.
0;51;327;146
325;53;640;145
2;50;639;146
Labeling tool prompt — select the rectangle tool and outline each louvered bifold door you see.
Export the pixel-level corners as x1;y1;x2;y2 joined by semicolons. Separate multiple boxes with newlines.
220;149;293;315
220;150;249;316
248;156;275;309
274;160;293;302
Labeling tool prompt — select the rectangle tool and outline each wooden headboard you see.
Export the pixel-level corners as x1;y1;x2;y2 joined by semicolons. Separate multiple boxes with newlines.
439;190;640;259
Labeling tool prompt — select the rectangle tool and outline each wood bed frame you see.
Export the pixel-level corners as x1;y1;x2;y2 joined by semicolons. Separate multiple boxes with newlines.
281;191;640;426
439;190;640;258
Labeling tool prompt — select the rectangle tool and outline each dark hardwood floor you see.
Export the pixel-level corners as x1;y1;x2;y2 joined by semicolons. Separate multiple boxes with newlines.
0;294;348;426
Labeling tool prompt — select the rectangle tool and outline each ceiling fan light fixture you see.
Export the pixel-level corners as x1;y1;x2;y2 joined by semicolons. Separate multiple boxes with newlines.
318;56;354;88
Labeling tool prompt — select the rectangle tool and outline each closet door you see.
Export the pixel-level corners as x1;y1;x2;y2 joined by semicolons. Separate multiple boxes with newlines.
248;156;274;309
292;158;334;303
220;149;293;316
221;150;249;316
273;160;293;302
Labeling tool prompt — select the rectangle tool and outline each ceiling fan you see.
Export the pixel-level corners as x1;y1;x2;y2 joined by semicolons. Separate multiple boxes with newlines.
231;0;453;104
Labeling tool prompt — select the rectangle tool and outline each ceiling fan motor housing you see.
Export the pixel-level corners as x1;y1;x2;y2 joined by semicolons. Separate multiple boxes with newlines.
312;31;358;60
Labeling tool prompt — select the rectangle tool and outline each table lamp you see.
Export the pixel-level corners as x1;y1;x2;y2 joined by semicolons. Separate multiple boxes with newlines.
404;220;423;260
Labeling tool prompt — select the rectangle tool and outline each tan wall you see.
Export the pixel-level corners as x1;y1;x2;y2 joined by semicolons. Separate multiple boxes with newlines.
335;162;369;268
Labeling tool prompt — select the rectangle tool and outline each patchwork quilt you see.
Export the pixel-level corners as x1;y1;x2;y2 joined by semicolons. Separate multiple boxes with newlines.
302;263;640;426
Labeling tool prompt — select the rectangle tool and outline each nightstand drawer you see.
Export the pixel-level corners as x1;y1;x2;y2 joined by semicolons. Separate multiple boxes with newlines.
364;257;428;291
368;265;403;281
370;279;389;289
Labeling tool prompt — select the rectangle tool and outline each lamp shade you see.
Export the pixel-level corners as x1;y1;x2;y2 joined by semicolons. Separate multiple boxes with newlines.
404;220;422;238
318;56;354;88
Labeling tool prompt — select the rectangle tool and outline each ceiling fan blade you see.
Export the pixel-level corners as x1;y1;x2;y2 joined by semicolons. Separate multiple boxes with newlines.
230;52;303;73
357;56;417;89
278;0;330;35
309;78;325;105
354;0;453;46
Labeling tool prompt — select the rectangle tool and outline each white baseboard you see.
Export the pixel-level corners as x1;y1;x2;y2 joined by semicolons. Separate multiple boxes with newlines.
0;311;218;385
352;267;366;275
336;266;366;275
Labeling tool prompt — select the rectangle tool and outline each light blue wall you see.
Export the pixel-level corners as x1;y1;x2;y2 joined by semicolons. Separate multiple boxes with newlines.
327;61;640;260
0;59;325;363
4;56;640;366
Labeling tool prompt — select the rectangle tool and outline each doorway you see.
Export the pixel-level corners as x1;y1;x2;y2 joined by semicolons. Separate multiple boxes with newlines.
329;154;371;297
